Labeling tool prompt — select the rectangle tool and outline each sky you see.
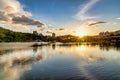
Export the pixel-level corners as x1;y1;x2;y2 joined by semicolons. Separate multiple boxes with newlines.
0;0;120;36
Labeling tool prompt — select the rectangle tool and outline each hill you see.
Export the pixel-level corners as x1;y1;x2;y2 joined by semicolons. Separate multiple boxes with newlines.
0;27;33;42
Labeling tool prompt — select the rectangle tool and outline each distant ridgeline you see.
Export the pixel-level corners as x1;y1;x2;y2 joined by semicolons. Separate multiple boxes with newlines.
0;27;33;42
0;27;120;42
0;27;53;42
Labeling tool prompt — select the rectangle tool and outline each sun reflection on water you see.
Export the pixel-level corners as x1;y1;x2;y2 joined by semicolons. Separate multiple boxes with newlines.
0;43;120;80
77;45;86;51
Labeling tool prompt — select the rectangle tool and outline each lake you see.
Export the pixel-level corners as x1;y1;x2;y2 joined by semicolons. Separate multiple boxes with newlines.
0;42;120;80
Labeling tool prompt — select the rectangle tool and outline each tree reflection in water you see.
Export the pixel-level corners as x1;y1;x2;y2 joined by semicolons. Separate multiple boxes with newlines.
0;47;46;80
0;43;120;80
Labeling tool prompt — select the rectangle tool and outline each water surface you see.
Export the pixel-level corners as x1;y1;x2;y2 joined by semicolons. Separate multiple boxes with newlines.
0;43;120;80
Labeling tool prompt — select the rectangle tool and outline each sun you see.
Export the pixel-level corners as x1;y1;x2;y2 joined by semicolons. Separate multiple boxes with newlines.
75;31;86;37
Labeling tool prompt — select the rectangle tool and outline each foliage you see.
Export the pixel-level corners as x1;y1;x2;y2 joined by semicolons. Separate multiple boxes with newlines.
0;27;33;42
0;27;120;42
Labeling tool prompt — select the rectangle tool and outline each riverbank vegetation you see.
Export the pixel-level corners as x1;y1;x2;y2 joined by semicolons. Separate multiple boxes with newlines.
0;27;120;43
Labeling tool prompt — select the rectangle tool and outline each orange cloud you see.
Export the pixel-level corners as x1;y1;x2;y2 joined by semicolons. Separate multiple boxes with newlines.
5;6;14;11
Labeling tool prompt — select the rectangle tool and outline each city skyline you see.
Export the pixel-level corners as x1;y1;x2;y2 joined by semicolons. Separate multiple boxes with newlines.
0;0;120;36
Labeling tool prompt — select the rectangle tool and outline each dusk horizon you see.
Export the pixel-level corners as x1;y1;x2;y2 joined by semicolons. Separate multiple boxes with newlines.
0;0;120;80
0;0;120;36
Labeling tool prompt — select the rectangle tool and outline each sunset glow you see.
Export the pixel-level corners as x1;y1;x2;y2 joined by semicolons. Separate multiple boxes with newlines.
75;30;87;37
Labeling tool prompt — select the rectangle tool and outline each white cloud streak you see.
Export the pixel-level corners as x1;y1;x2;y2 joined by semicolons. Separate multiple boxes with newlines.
74;0;99;21
116;17;120;20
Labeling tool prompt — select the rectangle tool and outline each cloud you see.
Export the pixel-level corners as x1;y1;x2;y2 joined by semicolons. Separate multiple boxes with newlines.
46;30;53;34
116;17;120;20
0;12;11;22
47;24;54;28
88;21;107;26
34;27;45;32
55;28;64;31
0;0;45;28
74;0;99;21
38;27;45;31
0;0;31;17
5;6;14;12
12;15;45;27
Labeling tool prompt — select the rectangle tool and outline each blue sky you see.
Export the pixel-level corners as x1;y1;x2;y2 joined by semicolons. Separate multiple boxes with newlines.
19;0;83;25
19;0;120;21
0;0;120;36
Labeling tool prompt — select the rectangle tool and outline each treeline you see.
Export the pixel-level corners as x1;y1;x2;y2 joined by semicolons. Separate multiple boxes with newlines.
0;27;56;42
0;27;33;42
55;35;100;42
0;27;120;42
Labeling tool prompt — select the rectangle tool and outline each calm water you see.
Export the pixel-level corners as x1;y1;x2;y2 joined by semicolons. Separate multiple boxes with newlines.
0;43;120;80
